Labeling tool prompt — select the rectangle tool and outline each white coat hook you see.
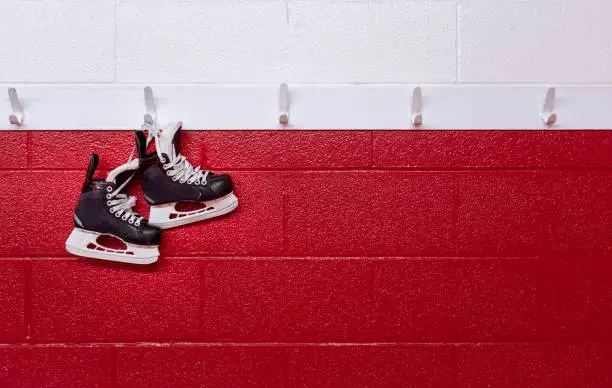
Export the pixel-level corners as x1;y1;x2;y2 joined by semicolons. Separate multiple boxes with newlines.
279;83;289;125
8;88;24;126
144;86;157;125
411;87;423;126
541;87;557;126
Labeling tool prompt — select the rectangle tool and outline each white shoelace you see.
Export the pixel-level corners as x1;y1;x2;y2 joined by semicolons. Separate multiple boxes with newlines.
162;153;210;185
107;192;144;226
142;122;211;186
105;170;144;226
133;123;211;186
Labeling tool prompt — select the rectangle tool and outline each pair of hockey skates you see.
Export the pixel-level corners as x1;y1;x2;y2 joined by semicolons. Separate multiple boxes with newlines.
65;122;238;265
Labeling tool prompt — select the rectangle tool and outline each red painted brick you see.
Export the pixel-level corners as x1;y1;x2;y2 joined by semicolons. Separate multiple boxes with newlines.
545;172;612;256
539;257;612;340
287;345;457;388
457;343;612;388
30;131;133;170
117;345;285;388
31;259;200;341
456;172;551;256
0;260;26;342
285;172;454;256
202;130;371;169
30;131;204;170
373;131;543;168
160;172;284;257
588;343;612;386
457;172;612;257
0;131;28;170
0;345;113;388
201;259;371;341
372;259;539;341
373;131;612;169
0;171;82;257
538;131;612;168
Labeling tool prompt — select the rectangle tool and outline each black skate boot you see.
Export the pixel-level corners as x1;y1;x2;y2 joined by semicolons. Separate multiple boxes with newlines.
65;153;161;264
135;121;238;229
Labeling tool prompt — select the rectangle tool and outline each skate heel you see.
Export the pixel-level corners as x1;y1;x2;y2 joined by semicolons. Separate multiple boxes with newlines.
148;192;239;229
65;228;159;265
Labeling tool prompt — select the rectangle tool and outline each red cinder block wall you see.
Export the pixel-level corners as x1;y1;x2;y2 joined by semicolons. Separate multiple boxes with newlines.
1;130;611;387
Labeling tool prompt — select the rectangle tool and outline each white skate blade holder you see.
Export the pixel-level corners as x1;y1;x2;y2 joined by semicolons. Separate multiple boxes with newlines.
149;193;239;229
66;228;159;265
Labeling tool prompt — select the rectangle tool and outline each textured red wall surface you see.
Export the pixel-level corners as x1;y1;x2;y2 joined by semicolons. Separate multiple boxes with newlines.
1;130;611;387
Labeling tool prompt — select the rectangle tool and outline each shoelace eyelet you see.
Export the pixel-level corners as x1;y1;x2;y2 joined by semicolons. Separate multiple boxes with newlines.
106;194;112;199
122;214;129;221
128;218;134;224
115;212;121;218
135;221;141;227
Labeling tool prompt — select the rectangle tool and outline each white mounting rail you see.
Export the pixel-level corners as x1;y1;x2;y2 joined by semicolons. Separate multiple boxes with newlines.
1;84;611;130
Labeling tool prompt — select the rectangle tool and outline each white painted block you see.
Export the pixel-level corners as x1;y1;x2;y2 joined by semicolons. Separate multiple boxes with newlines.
287;1;457;83
0;1;115;83
116;1;288;83
459;0;612;83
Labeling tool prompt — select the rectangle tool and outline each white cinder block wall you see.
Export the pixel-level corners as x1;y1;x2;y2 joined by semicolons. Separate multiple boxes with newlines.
2;0;612;130
2;0;611;85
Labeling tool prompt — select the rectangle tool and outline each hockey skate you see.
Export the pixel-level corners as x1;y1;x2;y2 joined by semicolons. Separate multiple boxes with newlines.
135;121;238;229
65;154;162;264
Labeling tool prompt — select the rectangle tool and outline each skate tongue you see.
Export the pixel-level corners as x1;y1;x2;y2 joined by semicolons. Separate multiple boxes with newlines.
106;158;139;191
157;121;183;161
